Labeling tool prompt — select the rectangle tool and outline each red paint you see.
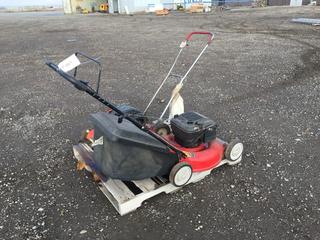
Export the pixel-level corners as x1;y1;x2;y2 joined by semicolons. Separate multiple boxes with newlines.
164;134;225;172
185;31;214;44
85;129;94;141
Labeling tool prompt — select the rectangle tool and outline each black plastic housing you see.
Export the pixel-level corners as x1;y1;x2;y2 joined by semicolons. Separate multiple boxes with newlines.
115;104;146;124
90;112;178;180
171;112;217;148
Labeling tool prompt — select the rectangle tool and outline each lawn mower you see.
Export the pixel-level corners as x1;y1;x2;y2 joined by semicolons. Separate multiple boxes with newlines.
46;31;244;215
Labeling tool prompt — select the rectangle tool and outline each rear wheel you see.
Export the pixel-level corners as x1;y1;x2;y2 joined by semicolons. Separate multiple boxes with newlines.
225;138;244;161
154;122;171;136
169;162;192;187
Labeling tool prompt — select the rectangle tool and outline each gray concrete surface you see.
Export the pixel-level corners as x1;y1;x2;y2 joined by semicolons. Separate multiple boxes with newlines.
0;6;320;240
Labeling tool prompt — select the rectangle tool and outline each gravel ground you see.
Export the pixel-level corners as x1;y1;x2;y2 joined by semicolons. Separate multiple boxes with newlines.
0;6;319;240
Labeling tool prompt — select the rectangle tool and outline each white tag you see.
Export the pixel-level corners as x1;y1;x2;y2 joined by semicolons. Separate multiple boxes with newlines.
169;94;184;120
58;54;81;72
180;41;187;48
92;136;103;147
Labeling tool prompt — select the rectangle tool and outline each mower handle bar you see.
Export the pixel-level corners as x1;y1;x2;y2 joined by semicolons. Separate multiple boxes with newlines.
185;31;214;44
144;31;214;118
74;52;102;94
143;31;214;115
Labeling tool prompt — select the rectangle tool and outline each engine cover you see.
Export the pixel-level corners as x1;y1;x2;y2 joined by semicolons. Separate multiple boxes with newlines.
171;112;217;148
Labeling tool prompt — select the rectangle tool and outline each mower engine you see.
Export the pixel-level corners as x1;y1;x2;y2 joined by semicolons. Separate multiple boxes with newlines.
171;112;217;148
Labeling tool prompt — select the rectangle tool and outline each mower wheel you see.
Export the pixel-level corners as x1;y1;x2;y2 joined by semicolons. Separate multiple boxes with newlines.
225;138;244;161
154;122;171;136
169;162;192;187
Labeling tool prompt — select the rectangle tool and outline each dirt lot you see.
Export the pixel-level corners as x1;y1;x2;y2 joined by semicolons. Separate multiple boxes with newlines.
0;6;320;240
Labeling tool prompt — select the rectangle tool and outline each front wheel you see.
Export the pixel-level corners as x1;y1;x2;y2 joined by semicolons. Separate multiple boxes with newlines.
169;162;193;187
225;138;244;161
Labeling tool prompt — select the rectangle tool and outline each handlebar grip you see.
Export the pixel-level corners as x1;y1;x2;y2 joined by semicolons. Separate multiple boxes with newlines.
46;61;88;92
185;31;214;44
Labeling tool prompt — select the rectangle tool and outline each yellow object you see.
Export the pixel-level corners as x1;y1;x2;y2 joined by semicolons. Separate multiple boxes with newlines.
81;8;89;14
100;3;109;12
189;4;204;13
155;9;169;16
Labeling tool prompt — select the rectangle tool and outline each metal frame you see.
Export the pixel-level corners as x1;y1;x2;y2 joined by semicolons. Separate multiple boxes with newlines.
143;31;214;119
73;52;102;94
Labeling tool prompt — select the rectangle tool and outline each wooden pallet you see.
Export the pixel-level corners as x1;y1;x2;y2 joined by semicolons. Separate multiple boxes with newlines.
189;3;204;13
155;9;169;16
73;143;241;216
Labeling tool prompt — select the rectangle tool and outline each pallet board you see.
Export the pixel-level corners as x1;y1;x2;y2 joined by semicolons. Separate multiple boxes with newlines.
73;143;241;216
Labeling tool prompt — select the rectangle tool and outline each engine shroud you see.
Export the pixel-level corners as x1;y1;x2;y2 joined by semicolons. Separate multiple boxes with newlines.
171;112;217;148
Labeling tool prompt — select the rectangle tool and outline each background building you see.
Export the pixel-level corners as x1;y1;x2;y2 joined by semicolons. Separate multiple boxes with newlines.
63;0;177;14
63;0;244;14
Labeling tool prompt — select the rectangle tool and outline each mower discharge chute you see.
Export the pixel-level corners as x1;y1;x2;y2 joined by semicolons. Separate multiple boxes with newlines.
46;32;244;213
